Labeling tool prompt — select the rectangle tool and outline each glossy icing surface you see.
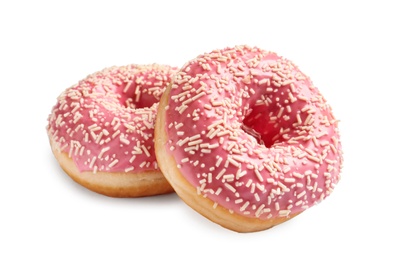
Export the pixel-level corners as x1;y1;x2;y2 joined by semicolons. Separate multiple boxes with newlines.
164;46;343;219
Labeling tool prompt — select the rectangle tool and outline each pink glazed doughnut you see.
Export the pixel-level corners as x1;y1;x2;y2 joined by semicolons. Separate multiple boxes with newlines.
155;45;343;232
48;64;178;197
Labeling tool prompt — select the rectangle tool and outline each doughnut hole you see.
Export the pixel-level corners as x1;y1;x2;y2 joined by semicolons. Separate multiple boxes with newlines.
93;66;172;110
241;108;282;148
118;83;164;110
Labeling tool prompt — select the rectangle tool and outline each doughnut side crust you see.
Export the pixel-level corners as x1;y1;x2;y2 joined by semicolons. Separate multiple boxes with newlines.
50;138;173;198
155;84;299;232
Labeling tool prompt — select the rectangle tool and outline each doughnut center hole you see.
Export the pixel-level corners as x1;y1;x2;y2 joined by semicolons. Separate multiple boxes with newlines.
242;112;275;148
120;93;159;110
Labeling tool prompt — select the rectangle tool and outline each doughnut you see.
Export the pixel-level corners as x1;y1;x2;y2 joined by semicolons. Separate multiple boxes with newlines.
155;45;343;232
47;64;178;197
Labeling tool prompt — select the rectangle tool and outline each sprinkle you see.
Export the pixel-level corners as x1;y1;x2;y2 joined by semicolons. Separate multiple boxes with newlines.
227;156;241;168
215;168;227;180
188;139;203;146
259;78;268;85
215;157;223;167
297;190;307;199
123;81;133;93
223;174;235;182
224;183;236;193
293;172;304;178
240;201;250;211
141;145;150;157
254;168;264;182
120;135;130;145
98;147;110;159
89;156;97;169
279;210;291;217
125;166;135;172
284;178;296;183
296;113;302;124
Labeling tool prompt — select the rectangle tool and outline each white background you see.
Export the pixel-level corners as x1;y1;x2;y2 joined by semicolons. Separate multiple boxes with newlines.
1;0;395;259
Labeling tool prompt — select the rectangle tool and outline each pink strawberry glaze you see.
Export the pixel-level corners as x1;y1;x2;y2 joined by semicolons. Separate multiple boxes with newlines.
164;46;343;219
48;64;178;173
